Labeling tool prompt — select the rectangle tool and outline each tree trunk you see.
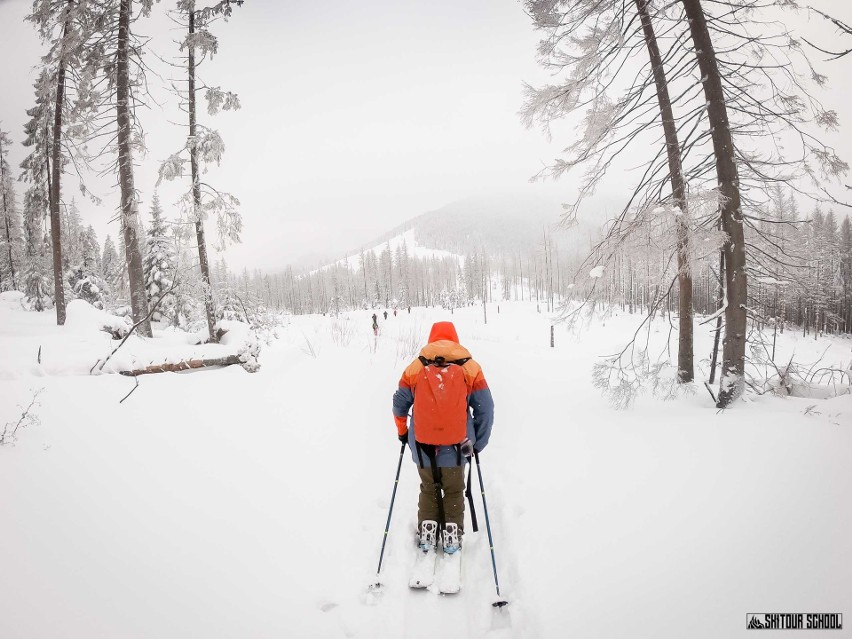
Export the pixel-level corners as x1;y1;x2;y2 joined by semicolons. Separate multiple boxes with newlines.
116;0;152;337
682;0;747;407
119;354;244;376
709;250;725;385
635;0;694;383
188;3;218;343
49;1;74;325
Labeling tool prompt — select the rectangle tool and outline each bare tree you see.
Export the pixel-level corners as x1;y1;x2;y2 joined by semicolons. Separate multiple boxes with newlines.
679;0;746;406
635;0;693;382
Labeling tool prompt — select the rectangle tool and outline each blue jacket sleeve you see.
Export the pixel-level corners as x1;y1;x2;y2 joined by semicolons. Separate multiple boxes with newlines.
469;387;494;451
393;387;414;419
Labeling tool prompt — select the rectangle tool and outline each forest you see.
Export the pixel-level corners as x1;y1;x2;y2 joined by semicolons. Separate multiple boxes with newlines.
0;0;851;407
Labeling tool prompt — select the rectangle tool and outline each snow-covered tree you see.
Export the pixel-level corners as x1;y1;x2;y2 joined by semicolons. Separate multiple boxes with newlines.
68;225;106;308
101;235;120;297
60;198;83;274
158;0;243;343
25;0;104;324
143;193;176;321
0;128;24;292
19;70;55;311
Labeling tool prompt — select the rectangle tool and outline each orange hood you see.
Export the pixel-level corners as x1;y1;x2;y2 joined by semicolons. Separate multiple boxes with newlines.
428;321;459;344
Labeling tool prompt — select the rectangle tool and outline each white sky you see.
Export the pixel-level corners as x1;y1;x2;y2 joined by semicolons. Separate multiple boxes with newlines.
0;0;850;271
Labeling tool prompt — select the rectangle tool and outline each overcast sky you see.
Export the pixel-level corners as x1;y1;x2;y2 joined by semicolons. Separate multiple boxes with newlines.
1;0;850;272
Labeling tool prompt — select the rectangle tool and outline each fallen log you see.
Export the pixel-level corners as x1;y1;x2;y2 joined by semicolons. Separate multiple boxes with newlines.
119;354;244;376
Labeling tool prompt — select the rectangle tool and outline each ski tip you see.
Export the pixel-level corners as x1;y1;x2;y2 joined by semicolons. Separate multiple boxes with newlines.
492;600;509;609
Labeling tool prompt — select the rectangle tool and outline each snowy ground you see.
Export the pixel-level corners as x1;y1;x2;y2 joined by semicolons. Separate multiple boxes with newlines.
1;295;850;638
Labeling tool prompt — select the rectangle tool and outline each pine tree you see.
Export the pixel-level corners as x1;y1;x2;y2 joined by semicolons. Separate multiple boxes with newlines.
61;197;83;273
68;225;106;308
143;193;176;321
25;0;100;324
20;70;54;311
21;185;52;311
0;128;24;292
158;0;243;342
113;0;152;335
101;235;120;295
840;216;852;332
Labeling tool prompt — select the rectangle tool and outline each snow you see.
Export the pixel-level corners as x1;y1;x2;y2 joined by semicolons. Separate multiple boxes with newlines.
1;296;850;638
589;265;605;278
0;293;256;378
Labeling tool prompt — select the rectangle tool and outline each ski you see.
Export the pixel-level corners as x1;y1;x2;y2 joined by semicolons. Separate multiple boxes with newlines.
408;546;437;589
436;549;462;594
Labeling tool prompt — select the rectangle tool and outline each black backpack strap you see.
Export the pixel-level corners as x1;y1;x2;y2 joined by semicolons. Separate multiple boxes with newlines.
419;355;469;367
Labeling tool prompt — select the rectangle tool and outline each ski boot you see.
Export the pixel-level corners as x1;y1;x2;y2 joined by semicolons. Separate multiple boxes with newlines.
419;520;438;552
442;522;461;554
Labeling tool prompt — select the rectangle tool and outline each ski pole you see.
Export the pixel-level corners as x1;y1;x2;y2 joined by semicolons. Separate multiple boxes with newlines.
474;450;508;607
373;441;407;587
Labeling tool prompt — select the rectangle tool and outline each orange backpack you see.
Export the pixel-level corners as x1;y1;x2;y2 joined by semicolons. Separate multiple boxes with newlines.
413;355;470;446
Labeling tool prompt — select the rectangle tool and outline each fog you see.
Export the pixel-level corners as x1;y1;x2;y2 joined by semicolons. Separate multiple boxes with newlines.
1;0;850;272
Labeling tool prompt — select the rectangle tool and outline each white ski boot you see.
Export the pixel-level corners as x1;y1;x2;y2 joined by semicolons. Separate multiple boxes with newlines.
409;520;438;589
441;522;461;554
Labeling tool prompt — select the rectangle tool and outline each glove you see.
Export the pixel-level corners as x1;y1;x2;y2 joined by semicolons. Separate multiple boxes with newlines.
398;432;408;444
460;438;474;457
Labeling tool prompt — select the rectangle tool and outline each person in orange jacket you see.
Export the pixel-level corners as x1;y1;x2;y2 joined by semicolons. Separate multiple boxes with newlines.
391;321;494;553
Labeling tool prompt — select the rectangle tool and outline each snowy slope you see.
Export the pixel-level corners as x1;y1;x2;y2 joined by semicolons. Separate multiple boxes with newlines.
1;299;850;638
333;228;462;272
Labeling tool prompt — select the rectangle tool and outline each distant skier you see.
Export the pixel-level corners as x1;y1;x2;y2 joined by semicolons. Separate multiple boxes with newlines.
392;321;494;590
371;313;378;336
407;306;411;314
383;310;388;320
393;308;398;317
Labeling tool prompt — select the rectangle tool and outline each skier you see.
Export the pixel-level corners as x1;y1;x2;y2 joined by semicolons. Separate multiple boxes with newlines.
372;313;379;336
383;310;388;320
392;321;494;590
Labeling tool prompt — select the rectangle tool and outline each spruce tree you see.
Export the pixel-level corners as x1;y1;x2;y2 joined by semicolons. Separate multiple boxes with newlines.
69;225;106;308
0;128;24;292
143;193;176;321
101;235;120;298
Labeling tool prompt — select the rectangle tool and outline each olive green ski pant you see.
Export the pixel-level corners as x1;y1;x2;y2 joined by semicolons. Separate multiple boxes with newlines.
417;466;465;533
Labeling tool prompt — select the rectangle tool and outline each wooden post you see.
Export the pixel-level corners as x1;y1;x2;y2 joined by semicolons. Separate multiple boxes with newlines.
550;325;554;348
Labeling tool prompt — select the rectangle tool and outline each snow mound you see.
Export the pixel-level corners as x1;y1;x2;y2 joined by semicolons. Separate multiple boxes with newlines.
65;299;132;337
589;265;605;278
0;291;25;311
218;320;261;372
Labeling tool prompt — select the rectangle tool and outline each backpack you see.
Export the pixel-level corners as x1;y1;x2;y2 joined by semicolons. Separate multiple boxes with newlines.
413;355;470;446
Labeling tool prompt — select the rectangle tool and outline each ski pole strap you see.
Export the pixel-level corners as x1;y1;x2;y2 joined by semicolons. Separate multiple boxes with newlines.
465;460;478;533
